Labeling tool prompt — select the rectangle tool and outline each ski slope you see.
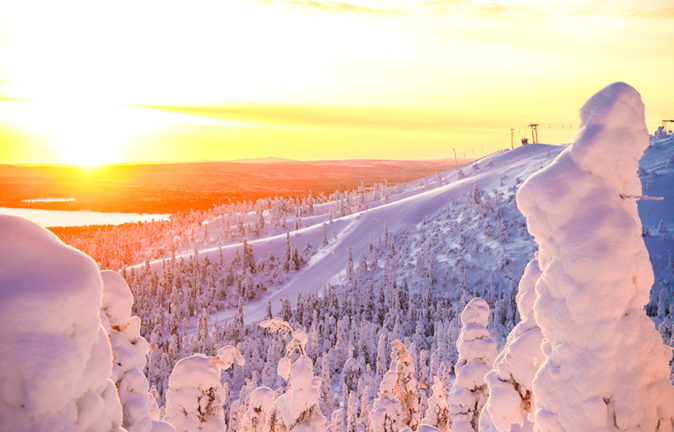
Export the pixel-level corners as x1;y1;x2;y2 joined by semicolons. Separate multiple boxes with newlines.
166;144;565;325
129;136;673;327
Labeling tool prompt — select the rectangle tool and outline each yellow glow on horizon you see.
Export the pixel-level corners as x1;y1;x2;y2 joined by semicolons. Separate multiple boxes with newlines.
0;0;672;164
0;100;178;166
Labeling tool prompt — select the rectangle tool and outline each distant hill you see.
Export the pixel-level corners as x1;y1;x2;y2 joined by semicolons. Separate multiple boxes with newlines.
230;157;296;163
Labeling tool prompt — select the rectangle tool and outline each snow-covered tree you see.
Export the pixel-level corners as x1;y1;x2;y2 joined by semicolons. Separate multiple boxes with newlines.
369;371;403;432
330;408;347;432
320;355;335;416
165;346;244;432
375;331;389;385
0;215;124;431
346;247;355;281
517;82;674;431
481;259;543;432
260;318;326;431
101;270;171;432
346;391;361;432
240;386;275;432
421;377;450;432
390;339;421;430
448;297;496;432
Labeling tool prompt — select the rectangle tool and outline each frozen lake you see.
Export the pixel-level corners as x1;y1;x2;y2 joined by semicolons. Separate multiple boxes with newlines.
0;207;171;227
22;197;77;203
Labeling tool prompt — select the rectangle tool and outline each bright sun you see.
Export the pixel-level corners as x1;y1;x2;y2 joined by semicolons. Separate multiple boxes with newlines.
33;101;127;166
8;99;161;167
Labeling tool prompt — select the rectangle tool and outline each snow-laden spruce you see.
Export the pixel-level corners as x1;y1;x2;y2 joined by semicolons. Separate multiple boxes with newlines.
259;318;326;431
369;371;403;432
516;82;674;431
420;376;450;432
481;259;543;432
101;270;172;432
390;339;421;431
448;297;497;432
164;346;244;432
240;386;275;432
0;215;124;431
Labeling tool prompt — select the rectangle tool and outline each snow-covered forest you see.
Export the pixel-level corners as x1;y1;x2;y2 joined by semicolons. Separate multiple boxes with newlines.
1;83;673;431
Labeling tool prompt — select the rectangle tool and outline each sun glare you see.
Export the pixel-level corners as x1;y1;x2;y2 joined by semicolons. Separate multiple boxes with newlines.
5;100;171;166
22;101;124;166
0;0;672;163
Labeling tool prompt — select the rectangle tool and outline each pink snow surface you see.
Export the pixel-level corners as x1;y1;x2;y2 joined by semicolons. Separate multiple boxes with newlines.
0;215;123;431
517;82;674;431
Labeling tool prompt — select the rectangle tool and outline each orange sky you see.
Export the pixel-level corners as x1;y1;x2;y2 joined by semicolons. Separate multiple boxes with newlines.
0;0;673;165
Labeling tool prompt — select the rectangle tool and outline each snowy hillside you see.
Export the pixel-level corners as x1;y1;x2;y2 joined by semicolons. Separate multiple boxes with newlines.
126;136;671;329
126;143;564;324
639;134;674;323
2;83;672;431
120;128;673;422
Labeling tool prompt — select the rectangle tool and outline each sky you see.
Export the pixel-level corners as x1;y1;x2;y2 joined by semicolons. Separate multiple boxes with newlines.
0;0;672;165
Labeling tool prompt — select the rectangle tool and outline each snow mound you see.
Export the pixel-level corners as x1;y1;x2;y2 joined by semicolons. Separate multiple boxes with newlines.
0;214;123;431
517;82;674;431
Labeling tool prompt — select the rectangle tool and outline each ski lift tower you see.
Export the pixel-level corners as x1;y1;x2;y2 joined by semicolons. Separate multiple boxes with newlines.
663;119;674;133
528;124;540;144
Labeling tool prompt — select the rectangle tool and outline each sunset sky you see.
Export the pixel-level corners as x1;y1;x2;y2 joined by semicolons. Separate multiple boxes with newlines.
0;0;672;165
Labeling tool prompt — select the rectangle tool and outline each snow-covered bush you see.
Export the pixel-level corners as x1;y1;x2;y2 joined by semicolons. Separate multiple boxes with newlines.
260;318;326;431
421;377;450;432
448;297;496;432
0;215;124;431
240;386;275;432
482;259;543;432
369;371;403;432
165;346;244;432
101;270;171;432
516;82;674;431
